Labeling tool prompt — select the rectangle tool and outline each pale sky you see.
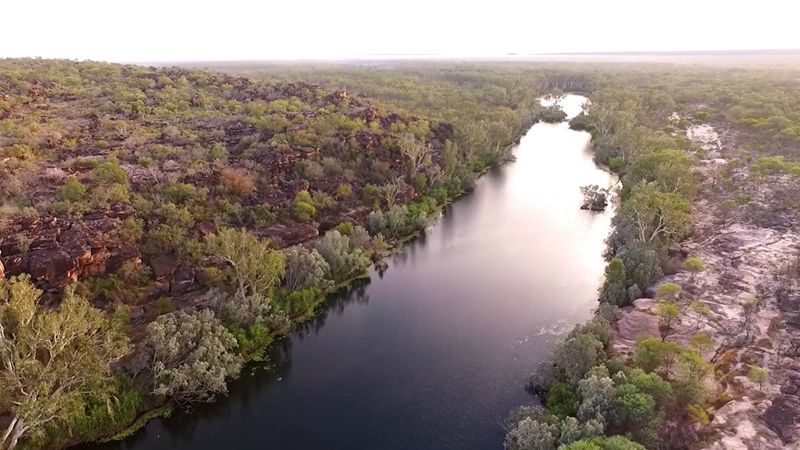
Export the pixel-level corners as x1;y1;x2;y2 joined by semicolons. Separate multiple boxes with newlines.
2;0;799;62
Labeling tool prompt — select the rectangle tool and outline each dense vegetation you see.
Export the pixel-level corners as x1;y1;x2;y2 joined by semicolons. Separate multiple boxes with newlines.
0;59;564;449
3;58;800;449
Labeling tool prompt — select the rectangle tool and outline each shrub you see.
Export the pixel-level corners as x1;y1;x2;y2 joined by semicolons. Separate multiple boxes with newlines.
220;167;256;197
547;382;579;419
336;182;353;200
313;230;370;282
282;245;332;290
145;309;242;403
57;176;87;202
294;200;316;221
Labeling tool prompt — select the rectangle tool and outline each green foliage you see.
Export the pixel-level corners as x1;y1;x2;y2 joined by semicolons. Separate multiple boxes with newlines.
747;365;768;388
655;282;681;302
57;175;87;202
206;227;285;298
554;333;603;386
619;182;692;243
93;159;129;185
313;230;371;282
146;309;242;403
0;275;130;449
547;382;579;419
682;256;705;279
228;322;274;362
560;436;646;450
600;259;627;306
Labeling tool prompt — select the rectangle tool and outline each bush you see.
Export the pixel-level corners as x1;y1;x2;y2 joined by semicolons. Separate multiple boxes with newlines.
146;309;243;403
547;382;579;419
336;182;353;200
57;176;87;202
313;230;370;282
282;245;332;290
220;168;256;197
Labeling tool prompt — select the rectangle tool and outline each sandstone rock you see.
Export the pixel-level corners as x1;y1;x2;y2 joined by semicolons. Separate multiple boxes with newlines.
170;266;197;296
260;221;319;248
106;245;142;273
150;255;179;281
613;309;661;356
764;395;800;443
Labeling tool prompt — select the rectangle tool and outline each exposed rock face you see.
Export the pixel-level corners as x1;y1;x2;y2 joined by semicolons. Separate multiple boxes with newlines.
150;255;180;281
613;299;661;357
0;206;140;291
259;221;319;248
613;123;800;449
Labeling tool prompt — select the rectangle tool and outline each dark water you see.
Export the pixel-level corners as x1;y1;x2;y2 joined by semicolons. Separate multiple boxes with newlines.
96;95;614;450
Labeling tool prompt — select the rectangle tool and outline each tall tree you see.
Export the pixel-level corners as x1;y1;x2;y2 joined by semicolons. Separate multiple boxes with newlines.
0;276;129;450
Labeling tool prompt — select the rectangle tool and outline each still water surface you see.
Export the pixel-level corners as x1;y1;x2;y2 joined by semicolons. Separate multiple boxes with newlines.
99;94;614;450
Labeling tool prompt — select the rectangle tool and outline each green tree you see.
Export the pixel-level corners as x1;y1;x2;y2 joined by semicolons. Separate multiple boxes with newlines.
655;282;681;302
206;228;285;298
554;334;603;386
633;338;681;375
625;150;696;197
0;276;129;450
682;256;705;282
620;182;691;243
656;302;680;331
600;259;627;306
547;382;579;419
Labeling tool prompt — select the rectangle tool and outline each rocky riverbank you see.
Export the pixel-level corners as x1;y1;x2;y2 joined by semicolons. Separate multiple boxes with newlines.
612;122;800;448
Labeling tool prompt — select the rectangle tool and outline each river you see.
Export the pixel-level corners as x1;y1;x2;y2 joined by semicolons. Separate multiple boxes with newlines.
97;94;615;450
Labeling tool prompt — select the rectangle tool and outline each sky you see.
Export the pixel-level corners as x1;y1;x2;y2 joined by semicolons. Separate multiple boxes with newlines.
2;0;800;62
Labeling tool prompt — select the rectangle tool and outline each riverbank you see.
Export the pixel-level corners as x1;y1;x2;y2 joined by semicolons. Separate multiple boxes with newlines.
612;120;800;448
69;104;547;449
88;93;613;450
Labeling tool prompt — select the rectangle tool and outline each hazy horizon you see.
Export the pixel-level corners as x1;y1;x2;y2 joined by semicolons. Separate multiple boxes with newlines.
4;1;800;63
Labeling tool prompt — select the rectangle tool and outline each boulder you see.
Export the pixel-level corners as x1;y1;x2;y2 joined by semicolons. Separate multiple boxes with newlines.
764;395;800;443
150;255;179;281
259;221;319;248
106;245;142;273
170;266;197;296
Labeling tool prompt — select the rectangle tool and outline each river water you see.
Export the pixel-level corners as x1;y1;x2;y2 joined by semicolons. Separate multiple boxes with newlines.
99;94;614;450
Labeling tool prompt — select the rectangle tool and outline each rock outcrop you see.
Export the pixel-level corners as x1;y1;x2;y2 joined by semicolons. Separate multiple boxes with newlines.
0;206;141;291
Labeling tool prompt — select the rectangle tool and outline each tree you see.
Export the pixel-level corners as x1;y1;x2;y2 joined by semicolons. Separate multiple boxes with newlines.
313;230;370;282
655;282;681;302
620;183;691;243
504;417;559;450
625;150;696;197
0;276;129;450
600;259;627;306
282;245;332;291
656;302;680;331
610;383;661;446
206;227;285;298
398;133;432;180
682;256;705;282
554;334;603;386
577;369;615;424
560;436;646;450
547;382;579;419
633;338;681;376
145;309;242;403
